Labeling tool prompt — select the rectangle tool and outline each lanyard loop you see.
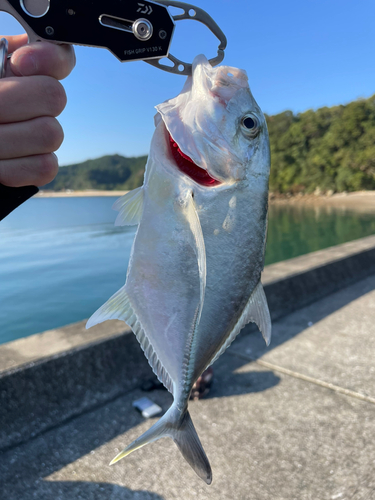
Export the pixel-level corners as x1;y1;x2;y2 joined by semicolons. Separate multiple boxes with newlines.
0;37;8;78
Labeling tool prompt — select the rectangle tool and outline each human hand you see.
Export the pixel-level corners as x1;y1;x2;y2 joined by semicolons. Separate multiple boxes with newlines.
0;34;76;187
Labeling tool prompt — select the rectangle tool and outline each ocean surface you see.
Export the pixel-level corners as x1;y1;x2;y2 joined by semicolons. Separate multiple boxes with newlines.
1;196;375;345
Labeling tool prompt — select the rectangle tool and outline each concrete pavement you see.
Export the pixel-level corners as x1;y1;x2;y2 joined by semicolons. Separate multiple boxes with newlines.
1;273;374;499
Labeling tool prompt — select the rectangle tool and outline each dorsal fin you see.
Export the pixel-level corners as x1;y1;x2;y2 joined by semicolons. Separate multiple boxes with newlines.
86;287;173;393
113;187;144;226
207;281;271;368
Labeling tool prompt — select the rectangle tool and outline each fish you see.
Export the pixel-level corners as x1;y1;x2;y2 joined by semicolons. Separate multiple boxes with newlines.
86;54;271;484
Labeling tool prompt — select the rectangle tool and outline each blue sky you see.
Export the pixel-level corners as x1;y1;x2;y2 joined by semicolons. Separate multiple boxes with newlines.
1;0;375;165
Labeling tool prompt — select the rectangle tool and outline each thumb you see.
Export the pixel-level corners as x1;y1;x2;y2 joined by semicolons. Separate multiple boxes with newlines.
1;34;29;78
9;41;76;79
1;34;28;53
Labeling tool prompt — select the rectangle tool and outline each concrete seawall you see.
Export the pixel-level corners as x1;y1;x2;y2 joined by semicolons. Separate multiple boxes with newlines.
1;235;375;452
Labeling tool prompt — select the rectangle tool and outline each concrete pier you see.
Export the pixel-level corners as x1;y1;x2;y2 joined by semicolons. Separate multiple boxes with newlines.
1;236;374;499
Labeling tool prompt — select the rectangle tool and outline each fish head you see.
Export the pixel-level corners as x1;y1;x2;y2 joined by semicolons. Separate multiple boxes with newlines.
155;54;270;187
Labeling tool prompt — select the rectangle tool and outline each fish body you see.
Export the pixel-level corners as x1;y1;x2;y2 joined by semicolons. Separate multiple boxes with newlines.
87;55;271;484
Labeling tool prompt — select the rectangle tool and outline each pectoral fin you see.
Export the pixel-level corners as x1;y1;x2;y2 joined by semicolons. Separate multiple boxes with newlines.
113;187;144;226
184;191;206;326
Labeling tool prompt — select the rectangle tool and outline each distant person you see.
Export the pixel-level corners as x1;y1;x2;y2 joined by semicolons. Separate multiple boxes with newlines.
0;34;75;188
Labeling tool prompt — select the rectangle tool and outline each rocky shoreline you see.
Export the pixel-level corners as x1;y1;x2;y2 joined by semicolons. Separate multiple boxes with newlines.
34;189;128;197
34;189;375;213
270;190;375;212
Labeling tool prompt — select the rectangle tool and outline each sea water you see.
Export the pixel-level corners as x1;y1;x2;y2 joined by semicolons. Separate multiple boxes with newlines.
1;196;375;344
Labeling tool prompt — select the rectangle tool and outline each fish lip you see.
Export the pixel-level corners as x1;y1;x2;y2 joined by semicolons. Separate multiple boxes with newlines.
167;132;221;187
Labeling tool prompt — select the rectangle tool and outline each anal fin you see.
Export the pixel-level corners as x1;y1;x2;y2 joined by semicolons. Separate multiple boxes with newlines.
86;286;173;393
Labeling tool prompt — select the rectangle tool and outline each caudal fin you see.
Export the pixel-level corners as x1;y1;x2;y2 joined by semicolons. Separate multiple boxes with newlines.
110;405;212;484
173;410;212;484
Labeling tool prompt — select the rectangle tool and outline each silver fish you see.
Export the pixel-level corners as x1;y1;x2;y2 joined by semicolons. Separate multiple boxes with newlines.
87;54;271;484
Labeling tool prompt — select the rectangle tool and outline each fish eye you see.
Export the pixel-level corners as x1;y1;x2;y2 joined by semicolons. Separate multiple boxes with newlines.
240;114;260;137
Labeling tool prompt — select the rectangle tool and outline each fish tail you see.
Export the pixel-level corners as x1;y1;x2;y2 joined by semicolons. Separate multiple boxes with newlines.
110;404;212;485
173;409;212;485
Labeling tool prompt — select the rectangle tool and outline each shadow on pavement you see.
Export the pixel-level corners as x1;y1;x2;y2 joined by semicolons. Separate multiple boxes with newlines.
240;272;375;361
0;385;170;499
207;369;280;399
0;357;280;498
24;481;164;500
2;275;374;497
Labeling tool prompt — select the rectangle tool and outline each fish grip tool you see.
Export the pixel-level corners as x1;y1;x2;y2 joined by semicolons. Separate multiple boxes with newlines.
0;0;227;220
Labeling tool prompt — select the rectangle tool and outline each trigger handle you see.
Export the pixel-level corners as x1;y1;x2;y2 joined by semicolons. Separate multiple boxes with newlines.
0;184;39;221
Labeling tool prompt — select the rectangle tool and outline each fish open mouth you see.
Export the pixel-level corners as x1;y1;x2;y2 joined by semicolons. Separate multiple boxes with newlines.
168;133;221;187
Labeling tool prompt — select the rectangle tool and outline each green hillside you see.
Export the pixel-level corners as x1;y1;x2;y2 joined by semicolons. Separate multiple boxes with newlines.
45;94;375;194
44;154;148;191
267;94;375;193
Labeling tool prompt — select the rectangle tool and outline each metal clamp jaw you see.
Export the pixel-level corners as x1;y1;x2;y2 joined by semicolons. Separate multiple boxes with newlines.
147;0;227;76
0;0;227;76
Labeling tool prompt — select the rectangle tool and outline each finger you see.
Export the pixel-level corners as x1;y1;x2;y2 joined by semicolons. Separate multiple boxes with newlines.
1;34;29;54
0;153;58;187
0;117;64;159
0;76;67;123
10;41;76;80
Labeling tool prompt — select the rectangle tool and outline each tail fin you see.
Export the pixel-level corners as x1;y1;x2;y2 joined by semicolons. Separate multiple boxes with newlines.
173;410;212;484
110;405;212;484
